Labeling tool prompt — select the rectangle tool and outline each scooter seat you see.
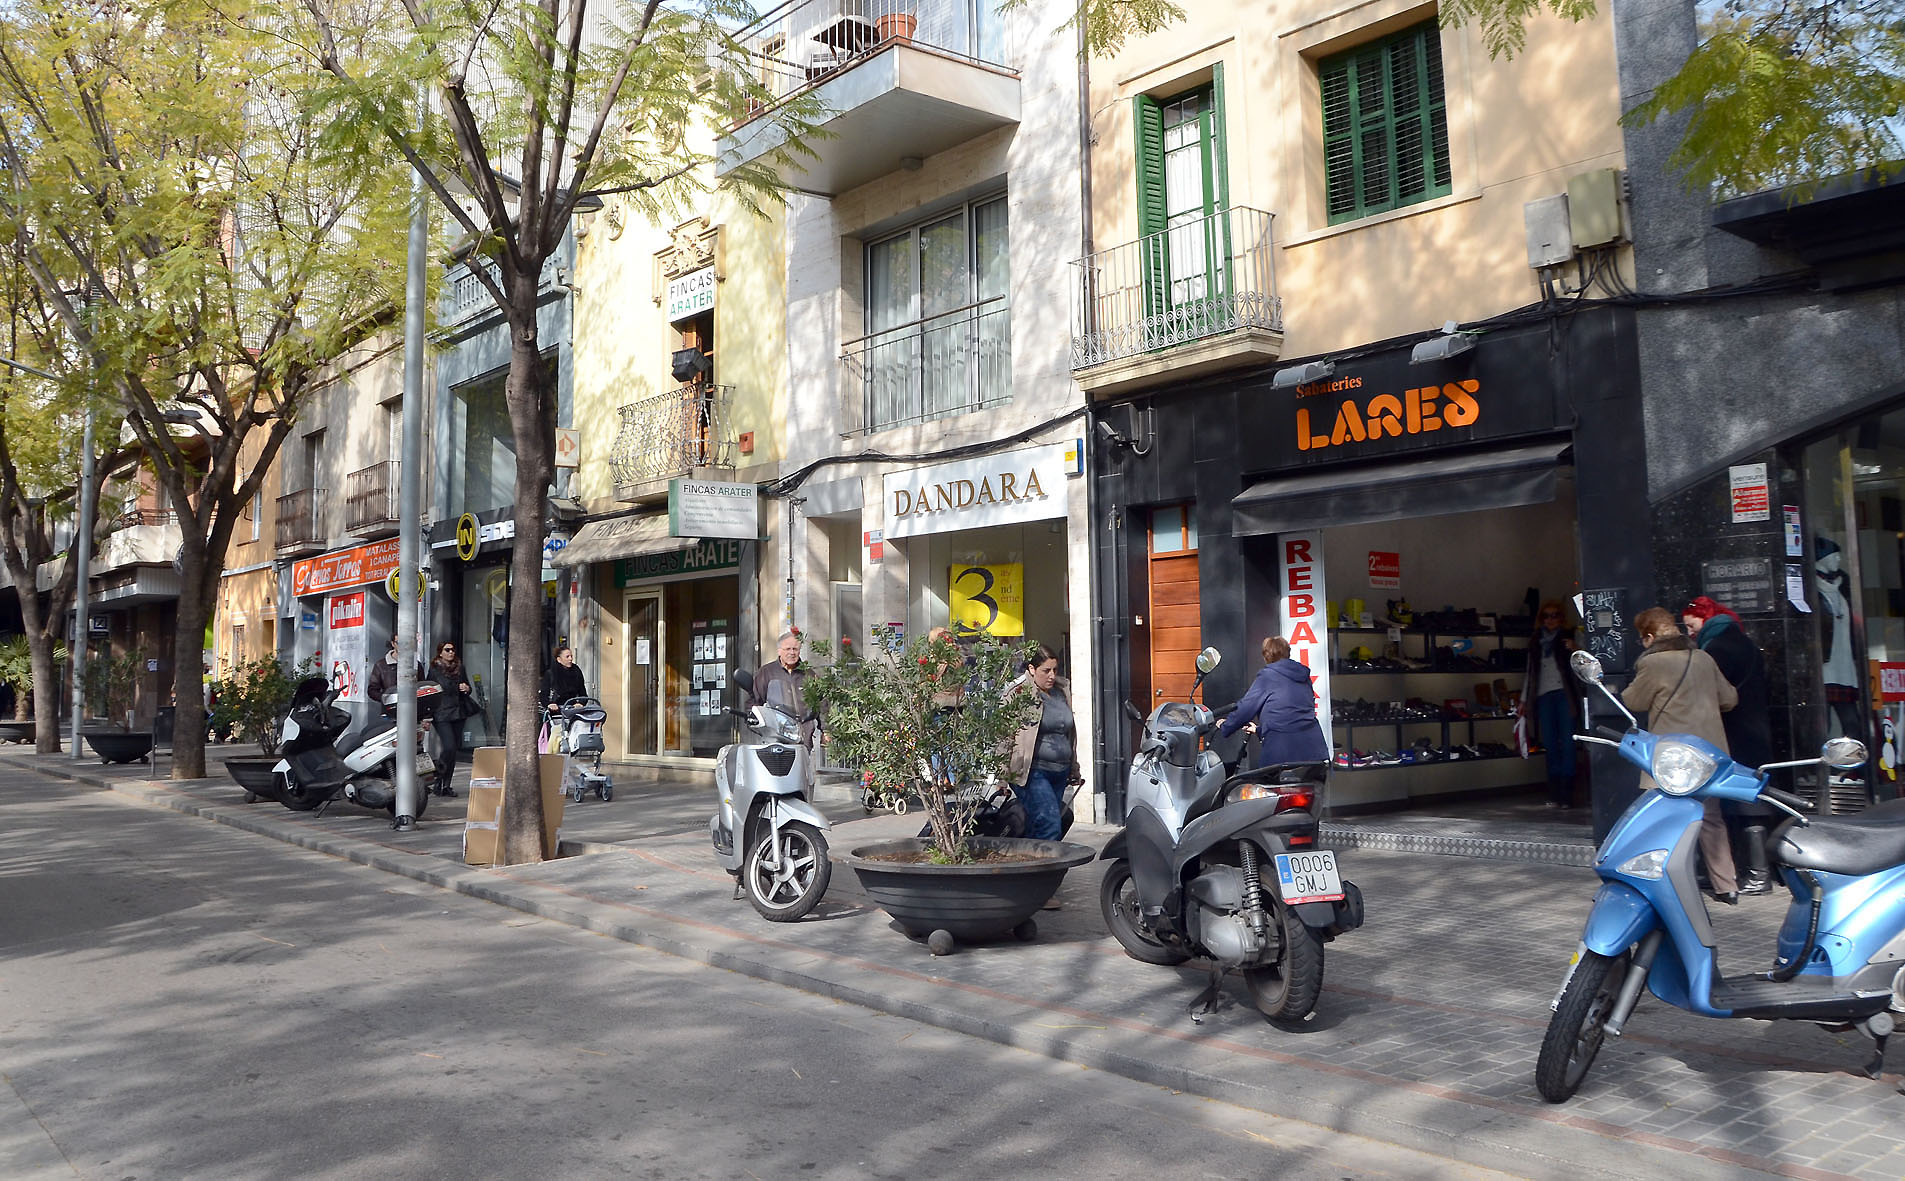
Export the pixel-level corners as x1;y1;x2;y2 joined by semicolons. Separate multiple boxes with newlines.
1775;806;1905;876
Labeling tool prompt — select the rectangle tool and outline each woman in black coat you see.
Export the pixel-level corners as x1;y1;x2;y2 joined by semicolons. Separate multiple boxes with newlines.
542;645;588;712
427;641;473;797
1684;596;1774;894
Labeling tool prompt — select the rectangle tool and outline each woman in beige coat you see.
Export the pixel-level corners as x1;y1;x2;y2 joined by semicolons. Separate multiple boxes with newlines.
1622;607;1740;901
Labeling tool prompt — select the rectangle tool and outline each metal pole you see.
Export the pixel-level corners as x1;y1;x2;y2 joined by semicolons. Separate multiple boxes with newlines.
71;406;95;761
392;108;428;832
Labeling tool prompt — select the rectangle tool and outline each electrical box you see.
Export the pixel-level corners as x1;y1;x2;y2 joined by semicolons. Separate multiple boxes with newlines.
1524;194;1574;269
1567;168;1624;249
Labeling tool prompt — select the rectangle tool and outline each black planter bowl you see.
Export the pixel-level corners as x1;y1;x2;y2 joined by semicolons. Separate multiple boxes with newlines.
224;757;284;801
0;719;34;744
845;837;1097;951
82;729;153;764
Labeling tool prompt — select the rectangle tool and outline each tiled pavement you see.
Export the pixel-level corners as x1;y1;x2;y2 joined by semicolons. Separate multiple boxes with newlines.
9;745;1905;1179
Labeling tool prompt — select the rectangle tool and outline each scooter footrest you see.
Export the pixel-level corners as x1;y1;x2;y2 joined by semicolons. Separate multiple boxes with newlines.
1710;973;1891;1020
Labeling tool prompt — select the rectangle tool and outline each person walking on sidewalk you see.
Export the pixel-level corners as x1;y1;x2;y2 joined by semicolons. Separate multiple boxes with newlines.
1624;607;1740;903
750;629;818;748
1218;635;1329;768
1521;600;1583;808
1007;643;1082;845
367;635;422;711
542;645;587;714
1684;595;1775;895
427;642;473;797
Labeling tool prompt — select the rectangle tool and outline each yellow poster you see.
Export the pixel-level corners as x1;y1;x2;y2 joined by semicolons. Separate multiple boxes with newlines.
949;563;1024;636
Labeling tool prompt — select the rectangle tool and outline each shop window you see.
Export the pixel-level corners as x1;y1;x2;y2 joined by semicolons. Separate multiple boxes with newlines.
1134;68;1230;317
859;194;1010;431
1321;21;1452;224
1149;505;1197;553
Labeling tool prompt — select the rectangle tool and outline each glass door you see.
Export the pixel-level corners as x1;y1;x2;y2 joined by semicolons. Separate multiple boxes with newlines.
625;592;661;757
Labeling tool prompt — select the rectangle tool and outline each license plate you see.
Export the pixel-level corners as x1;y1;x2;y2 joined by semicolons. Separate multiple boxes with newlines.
1273;851;1344;903
1548;943;1588;1011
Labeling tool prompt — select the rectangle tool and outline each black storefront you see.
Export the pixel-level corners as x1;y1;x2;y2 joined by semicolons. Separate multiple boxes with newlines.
1088;304;1652;837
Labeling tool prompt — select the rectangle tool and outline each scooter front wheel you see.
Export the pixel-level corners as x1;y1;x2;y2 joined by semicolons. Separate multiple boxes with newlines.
743;821;832;922
1244;902;1325;1023
1535;948;1630;1103
1099;859;1191;966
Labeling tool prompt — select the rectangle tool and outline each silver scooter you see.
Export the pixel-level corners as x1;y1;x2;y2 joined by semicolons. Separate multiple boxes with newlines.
710;668;832;921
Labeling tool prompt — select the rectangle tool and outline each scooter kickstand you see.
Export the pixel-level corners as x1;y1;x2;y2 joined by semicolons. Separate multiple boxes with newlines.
1189;966;1226;1025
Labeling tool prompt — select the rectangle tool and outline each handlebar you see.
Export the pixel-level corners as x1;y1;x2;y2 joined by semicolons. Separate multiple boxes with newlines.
1764;785;1811;813
1593;725;1627;742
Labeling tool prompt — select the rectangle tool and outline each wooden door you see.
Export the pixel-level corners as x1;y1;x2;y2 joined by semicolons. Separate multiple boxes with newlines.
1146;505;1202;704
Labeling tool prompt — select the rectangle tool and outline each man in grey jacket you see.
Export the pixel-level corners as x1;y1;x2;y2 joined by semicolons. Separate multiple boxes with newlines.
749;629;817;747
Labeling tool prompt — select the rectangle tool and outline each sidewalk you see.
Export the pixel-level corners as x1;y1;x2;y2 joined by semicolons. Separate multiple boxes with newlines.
7;746;1900;1179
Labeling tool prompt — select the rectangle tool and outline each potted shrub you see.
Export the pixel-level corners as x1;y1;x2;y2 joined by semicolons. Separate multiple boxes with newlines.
803;625;1095;953
211;654;314;800
0;635;62;742
82;651;152;763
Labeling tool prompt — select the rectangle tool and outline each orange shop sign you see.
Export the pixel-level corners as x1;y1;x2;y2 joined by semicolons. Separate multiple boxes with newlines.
1294;378;1481;453
292;539;403;597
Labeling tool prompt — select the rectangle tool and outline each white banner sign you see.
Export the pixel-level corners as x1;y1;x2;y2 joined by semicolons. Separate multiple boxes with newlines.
883;444;1068;540
669;478;759;540
1278;532;1331;755
666;266;716;322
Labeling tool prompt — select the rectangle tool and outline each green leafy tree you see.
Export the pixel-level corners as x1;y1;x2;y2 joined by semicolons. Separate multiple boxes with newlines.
803;627;1038;863
0;634;65;721
0;0;411;774
86;651;143;730
294;0;819;863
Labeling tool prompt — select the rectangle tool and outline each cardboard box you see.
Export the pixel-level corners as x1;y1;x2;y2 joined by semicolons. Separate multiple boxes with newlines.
464;748;564;862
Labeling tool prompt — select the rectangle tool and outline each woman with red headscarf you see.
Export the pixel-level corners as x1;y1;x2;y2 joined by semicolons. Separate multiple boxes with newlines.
1683;595;1774;895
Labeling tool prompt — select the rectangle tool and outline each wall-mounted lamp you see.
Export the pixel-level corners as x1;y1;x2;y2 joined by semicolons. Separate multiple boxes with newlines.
670;347;712;383
1271;360;1334;389
1409;321;1476;365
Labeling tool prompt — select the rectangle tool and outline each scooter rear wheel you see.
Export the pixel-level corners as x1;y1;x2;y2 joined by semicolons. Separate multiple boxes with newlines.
1099;859;1192;966
1535;948;1629;1102
1244;902;1325;1023
743;821;831;922
280;780;324;812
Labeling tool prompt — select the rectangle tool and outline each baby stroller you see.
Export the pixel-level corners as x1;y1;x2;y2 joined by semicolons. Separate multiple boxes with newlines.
555;696;612;803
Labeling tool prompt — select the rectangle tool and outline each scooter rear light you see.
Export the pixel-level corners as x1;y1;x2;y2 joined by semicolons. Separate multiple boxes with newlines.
1289;834;1314;847
1274;789;1315;814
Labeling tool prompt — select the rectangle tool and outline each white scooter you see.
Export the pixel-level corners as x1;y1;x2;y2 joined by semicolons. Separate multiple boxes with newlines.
272;675;441;816
710;668;832;921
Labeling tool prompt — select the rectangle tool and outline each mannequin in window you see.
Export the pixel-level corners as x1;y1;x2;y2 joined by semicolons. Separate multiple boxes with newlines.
1816;536;1862;743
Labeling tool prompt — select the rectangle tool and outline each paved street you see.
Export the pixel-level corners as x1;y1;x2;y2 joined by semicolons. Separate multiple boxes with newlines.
1;773;1516;1179
7;750;1905;1178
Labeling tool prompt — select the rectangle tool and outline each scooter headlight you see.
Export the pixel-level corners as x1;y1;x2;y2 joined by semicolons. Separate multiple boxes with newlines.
1616;849;1670;880
1651;740;1718;795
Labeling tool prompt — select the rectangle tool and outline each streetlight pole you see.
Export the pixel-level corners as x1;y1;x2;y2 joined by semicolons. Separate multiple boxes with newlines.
0;356;93;759
393;101;429;832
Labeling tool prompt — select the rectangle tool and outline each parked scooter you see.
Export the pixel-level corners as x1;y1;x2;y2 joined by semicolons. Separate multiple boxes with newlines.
710;667;832;921
1536;648;1885;1102
272;675;441;817
1100;647;1364;1023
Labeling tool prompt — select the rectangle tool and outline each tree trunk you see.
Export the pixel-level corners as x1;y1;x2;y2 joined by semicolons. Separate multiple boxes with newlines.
17;568;62;753
169;550;213;779
500;280;554;864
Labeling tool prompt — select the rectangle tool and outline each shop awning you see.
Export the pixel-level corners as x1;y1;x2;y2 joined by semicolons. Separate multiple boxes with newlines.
1231;440;1572;535
550;513;687;569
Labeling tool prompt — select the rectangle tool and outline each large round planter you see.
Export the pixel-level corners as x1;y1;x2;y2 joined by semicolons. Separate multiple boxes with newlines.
0;719;35;744
846;837;1096;944
83;729;153;764
224;757;284;801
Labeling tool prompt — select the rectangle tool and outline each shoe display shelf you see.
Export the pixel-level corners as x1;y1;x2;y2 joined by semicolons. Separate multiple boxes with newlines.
1329;622;1527;772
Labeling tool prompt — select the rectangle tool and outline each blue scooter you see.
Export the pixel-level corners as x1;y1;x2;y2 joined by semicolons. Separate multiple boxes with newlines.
1536;648;1892;1102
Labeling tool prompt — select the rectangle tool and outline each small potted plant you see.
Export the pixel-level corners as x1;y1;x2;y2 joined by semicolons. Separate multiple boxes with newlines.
803;625;1094;952
81;651;152;763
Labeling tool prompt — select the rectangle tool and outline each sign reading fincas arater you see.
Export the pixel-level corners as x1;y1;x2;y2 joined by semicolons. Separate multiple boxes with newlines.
292;539;401;597
1278;532;1331;754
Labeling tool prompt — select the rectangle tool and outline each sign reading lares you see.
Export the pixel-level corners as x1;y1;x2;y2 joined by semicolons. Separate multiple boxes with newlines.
668;479;758;540
884;444;1067;539
1278;533;1331;755
666;265;716;322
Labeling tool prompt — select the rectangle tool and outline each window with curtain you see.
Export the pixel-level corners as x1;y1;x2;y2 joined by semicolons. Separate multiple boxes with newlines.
861;194;1010;431
1321;21;1452;224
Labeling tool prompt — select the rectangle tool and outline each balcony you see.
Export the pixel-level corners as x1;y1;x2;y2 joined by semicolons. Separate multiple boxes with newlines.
92;509;183;576
842;297;1010;433
344;462;399;537
609;384;737;502
275;488;325;554
1069;206;1285;400
717;0;1019;196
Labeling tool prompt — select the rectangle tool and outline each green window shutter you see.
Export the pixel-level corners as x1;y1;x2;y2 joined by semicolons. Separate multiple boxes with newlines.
1134;94;1166;239
1210;61;1230;212
1321;21;1451;224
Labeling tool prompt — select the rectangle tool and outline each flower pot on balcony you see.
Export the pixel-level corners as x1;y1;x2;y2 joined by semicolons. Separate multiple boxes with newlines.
875;12;917;41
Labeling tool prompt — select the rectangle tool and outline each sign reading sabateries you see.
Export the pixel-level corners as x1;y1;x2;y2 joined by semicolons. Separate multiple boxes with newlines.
883;444;1067;540
669;479;758;540
666;266;716;322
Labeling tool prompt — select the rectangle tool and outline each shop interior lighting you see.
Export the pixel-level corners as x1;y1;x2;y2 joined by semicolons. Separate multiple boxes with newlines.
1409;321;1476;364
1272;360;1334;389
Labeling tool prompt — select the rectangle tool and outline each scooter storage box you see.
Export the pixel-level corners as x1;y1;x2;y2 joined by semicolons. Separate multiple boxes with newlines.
466;747;566;861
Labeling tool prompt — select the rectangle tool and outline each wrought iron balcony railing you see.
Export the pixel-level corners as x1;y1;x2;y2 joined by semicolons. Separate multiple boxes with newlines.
842;297;1010;432
1070;206;1283;370
609;383;736;491
731;0;1004;120
345;461;399;535
275;487;324;550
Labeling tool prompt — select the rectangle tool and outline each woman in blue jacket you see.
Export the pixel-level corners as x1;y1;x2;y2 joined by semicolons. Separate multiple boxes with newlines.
1218;635;1329;766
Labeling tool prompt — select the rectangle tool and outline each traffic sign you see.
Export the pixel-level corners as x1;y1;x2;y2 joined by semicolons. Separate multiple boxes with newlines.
555;428;580;469
386;568;425;602
455;512;479;561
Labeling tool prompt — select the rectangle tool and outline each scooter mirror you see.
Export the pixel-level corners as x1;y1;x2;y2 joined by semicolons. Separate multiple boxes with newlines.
733;668;754;694
1195;647;1221;675
1569;649;1605;684
1822;736;1868;769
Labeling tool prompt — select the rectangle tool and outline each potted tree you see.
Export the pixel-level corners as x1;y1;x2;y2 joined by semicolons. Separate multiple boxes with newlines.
804;626;1095;953
211;654;313;800
81;651;152;763
0;635;61;743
